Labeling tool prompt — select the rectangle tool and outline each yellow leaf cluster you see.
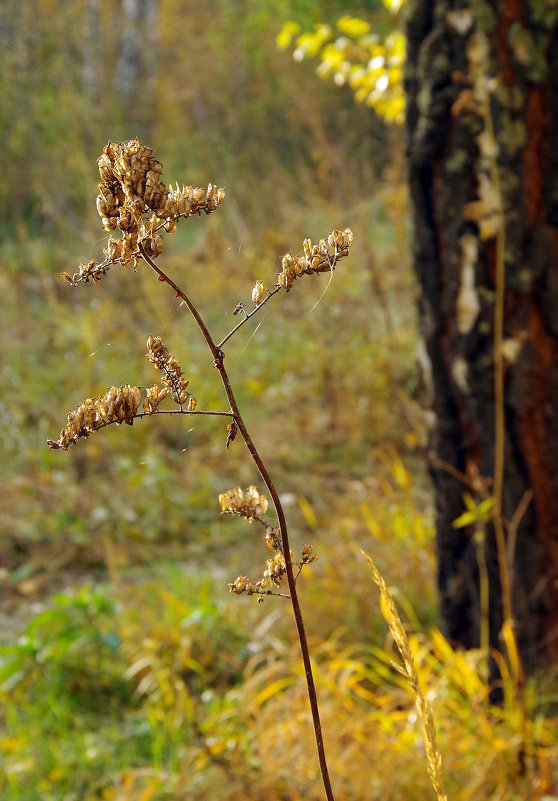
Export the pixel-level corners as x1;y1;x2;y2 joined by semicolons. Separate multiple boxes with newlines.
278;15;406;124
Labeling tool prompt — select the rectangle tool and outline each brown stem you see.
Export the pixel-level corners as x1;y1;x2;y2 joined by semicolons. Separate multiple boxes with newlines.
138;243;220;358
139;244;336;801
217;288;280;350
48;409;235;450
482;84;512;627
218;364;335;801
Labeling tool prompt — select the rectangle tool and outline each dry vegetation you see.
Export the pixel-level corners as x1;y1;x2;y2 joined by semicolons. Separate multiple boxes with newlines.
1;2;558;800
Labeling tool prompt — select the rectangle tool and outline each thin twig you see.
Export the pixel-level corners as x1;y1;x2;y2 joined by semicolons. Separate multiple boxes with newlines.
483;76;528;776
483;86;512;626
218;288;280;350
506;490;533;604
52;408;235;449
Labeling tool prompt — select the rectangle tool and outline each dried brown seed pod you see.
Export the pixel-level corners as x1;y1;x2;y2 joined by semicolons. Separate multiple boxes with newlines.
252;280;264;305
279;271;293;291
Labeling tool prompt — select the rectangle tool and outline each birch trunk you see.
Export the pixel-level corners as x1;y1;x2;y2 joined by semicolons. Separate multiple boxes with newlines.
405;0;558;671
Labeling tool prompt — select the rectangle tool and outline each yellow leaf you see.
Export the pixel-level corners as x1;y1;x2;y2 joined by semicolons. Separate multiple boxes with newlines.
298;495;318;529
135;784;160;801
276;21;301;50
478;497;496;520
391;453;410;491
452;510;476;529
337;15;371;39
383;1;406;17
360;502;384;540
500;620;522;685
256;676;297;705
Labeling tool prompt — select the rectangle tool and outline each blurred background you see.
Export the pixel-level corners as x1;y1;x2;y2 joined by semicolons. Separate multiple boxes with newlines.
3;2;554;800
1;0;423;605
0;0;419;588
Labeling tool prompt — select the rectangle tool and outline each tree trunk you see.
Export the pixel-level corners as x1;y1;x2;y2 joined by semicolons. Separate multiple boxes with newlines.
115;0;159;116
83;0;101;97
405;1;558;672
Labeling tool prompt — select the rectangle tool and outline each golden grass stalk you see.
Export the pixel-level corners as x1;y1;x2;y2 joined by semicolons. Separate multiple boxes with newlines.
361;549;448;801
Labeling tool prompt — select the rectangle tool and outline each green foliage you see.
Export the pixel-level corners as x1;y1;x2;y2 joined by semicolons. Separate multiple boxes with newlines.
0;587;129;733
0;586;136;799
277;6;406;123
0;573;256;800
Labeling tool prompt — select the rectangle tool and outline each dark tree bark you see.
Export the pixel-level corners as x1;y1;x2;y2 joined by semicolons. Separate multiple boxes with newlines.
405;1;558;672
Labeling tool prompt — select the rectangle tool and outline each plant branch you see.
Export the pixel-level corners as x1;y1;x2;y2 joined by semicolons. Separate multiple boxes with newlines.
218;288;280;350
139;243;220;358
48;409;235;450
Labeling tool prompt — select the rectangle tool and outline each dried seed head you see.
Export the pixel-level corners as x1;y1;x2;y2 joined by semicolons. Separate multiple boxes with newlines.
143;384;169;414
263;553;287;586
252;280;264;305
301;544;318;564
265;527;282;551
146;335;196;409
277;228;353;292
143;233;163;257
279;271;293;292
218;485;269;521
64;140;225;287
97;153;115;184
228;576;256;595
47;383;142;450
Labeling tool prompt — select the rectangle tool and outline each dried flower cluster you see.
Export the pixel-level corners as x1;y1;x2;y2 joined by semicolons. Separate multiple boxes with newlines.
228;575;256;595
228;553;289;597
47;384;142;450
62;138;225;286
265;526;282;551
218;485;269;520
300;543;318;565
146;335;196;409
47;335;198;449
220;486;318;599
228;551;288;596
228;543;317;599
278;228;353;292
142;384;169;414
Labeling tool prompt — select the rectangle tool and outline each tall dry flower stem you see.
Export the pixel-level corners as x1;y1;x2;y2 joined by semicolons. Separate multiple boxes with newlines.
139;243;336;801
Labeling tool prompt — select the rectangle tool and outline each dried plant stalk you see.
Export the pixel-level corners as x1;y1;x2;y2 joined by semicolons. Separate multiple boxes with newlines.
47;139;355;801
361;550;448;801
